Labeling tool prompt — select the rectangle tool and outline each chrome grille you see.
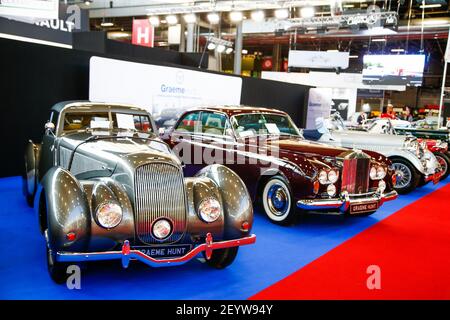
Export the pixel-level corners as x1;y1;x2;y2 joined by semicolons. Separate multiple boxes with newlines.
134;162;187;244
341;156;370;195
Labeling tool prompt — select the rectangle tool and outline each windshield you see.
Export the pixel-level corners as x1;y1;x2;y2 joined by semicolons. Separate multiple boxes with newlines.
231;113;300;138
62;111;153;134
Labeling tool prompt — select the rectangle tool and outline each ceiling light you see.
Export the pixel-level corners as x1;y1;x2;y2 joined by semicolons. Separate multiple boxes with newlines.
242;49;248;54
84;0;92;5
225;47;234;54
371;38;387;42
343;4;355;8
101;21;114;27
349;55;358;58
300;6;315;18
207;43;216;50
419;4;442;9
148;16;160;26
251;10;265;22
391;48;405;53
274;8;289;20
207;12;220;24
183;13;196;24
166;15;178;25
230;11;244;22
216;44;226;53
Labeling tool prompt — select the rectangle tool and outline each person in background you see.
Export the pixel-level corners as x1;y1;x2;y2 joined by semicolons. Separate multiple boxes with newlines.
381;104;396;120
404;106;414;122
357;112;368;125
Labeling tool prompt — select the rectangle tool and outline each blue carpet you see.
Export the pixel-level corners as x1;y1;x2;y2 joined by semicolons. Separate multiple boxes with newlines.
0;175;448;300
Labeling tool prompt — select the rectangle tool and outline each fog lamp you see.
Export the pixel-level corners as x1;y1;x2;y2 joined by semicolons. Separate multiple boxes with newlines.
198;197;221;223
152;218;173;240
96;202;122;229
327;184;337;197
378;180;386;193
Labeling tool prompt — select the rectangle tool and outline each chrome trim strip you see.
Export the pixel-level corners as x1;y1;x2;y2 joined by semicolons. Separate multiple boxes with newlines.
296;190;398;213
56;234;256;268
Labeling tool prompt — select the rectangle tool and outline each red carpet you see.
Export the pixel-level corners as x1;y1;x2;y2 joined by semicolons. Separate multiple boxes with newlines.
251;183;450;300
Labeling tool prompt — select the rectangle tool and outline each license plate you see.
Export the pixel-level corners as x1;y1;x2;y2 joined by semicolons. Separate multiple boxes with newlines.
350;201;378;214
133;244;192;258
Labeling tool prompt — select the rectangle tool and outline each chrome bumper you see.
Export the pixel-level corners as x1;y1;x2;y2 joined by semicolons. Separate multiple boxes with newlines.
424;170;444;185
56;233;256;268
296;191;398;213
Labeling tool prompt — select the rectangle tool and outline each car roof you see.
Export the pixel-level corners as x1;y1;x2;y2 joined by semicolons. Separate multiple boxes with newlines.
183;105;288;118
51;100;148;114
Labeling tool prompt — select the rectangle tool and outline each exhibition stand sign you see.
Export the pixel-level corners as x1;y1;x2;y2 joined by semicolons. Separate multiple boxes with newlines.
306;88;333;129
89;56;242;128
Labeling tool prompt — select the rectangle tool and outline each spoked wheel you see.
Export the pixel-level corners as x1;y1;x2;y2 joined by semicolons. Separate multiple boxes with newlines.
261;176;298;225
434;152;450;180
391;159;420;194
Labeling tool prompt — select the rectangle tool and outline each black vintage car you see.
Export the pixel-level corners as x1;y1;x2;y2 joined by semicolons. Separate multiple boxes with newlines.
23;101;255;283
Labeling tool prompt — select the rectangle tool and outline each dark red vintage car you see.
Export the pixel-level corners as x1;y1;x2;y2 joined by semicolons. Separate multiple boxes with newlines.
161;106;398;225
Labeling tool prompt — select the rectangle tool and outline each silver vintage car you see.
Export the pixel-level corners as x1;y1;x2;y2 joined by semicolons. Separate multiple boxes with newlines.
303;113;443;194
23;101;255;283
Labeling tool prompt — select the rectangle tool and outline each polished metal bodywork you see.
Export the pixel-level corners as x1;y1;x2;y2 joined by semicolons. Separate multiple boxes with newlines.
25;101;255;267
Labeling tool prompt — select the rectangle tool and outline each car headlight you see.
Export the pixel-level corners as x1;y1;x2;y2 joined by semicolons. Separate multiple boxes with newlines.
376;166;387;179
198;197;221;223
370;167;377;180
318;170;328;184
328;170;339;183
152;218;173;240
96;202;122;229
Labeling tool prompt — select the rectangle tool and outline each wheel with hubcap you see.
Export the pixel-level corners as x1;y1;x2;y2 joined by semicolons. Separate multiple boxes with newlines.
434;152;450;180
391;159;420;194
261;176;298;225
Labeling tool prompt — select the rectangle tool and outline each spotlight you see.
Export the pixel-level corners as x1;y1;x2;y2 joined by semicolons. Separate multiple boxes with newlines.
391;48;405;53
166;15;178;25
183;13;197;24
101;21;114;27
148;16;160;26
84;0;92;5
251;10;265;22
300;7;315;18
216;44;226;53
275;8;289;20
207;12;220;24
230;11;244;22
225;47;234;54
242;49;248;54
207;42;217;50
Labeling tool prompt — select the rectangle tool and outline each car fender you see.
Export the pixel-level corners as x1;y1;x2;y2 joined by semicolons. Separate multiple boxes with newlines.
387;149;425;174
23;141;41;198
195;164;253;240
37;167;90;252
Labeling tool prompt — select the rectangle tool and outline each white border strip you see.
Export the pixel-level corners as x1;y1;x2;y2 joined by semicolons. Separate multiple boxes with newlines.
0;33;72;49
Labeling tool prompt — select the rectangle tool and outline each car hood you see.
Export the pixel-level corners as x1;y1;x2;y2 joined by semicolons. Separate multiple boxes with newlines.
332;130;407;147
264;136;350;158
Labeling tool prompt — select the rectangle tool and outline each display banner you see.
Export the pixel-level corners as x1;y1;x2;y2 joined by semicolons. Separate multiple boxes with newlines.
288;50;350;69
89;56;242;128
132;19;154;47
306;88;333;129
0;0;59;22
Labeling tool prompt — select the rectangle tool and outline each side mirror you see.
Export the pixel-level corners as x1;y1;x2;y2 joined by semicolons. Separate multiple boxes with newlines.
45;121;55;132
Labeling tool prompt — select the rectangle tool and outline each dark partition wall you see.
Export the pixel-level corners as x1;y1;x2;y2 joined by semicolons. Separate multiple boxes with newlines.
241;77;310;128
0;37;310;178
